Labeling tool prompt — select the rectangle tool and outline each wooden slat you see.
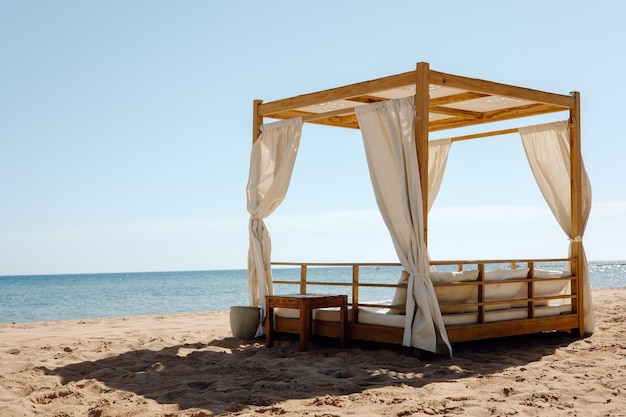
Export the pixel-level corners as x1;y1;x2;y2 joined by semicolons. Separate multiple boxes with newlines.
272;261;403;267
430;106;484;119
351;323;404;344
258;71;416;116
273;258;573;267
428;103;567;132
446;315;579;343
305;114;360;129
302;106;357;122
449;128;519;142
263;108;360;129
263;109;316;120
347;95;390;104
430;91;490;106
429;69;576;108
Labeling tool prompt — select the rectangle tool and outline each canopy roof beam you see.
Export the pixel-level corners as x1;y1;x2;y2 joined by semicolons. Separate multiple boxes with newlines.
257;63;575;133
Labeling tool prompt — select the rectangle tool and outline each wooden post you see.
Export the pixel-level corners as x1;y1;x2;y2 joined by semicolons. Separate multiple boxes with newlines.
352;265;359;324
477;263;485;323
569;91;584;335
414;62;430;245
300;265;307;294
528;261;535;318
252;99;263;144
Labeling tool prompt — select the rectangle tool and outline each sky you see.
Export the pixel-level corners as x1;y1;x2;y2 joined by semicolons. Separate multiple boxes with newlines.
1;1;625;275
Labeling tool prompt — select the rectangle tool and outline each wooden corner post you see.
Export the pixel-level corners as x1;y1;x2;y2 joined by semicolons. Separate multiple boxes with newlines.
414;62;430;245
252;99;263;144
569;91;585;335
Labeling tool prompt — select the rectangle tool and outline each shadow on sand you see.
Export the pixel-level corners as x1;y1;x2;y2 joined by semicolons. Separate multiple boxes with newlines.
47;332;577;415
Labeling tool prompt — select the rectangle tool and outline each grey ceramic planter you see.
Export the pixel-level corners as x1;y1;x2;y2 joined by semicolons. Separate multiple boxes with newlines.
229;306;261;339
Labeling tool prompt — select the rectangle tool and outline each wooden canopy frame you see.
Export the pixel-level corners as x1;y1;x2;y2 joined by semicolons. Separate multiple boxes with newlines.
251;61;586;342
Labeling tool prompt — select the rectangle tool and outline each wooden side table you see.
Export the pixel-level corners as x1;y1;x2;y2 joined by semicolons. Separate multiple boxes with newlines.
265;294;348;351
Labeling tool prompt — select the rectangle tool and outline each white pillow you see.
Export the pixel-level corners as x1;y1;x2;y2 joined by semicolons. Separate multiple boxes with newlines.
467;268;528;312
430;270;480;283
387;271;409;315
534;269;573;278
387;270;479;315
431;270;479;314
485;268;530;281
529;269;572;306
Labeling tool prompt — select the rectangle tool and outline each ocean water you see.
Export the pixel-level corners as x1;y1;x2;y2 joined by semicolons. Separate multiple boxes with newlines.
0;261;624;324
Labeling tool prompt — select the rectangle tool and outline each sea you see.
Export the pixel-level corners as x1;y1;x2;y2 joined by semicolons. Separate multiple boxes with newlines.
1;261;625;324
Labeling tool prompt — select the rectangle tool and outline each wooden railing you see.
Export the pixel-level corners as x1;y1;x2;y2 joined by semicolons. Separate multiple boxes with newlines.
271;258;579;325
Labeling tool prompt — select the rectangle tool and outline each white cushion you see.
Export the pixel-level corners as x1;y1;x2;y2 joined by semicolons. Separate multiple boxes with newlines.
430;270;479;314
514;269;572;307
359;305;405;328
360;302;573;327
388;270;479;315
485;268;530;280
467;268;528;312
387;271;409;315
430;270;480;283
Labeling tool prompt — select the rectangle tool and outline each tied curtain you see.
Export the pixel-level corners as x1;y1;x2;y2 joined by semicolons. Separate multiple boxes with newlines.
355;96;451;356
519;120;594;334
246;117;302;335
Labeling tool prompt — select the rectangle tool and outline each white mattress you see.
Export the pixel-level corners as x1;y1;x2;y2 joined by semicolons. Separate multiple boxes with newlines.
357;303;573;328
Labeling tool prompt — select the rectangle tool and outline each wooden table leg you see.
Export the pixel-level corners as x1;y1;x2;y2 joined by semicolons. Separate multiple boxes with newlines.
339;296;347;348
299;301;309;351
266;299;274;348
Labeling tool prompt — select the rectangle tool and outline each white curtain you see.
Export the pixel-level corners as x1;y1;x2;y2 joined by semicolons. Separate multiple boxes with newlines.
428;138;451;212
356;96;451;356
519;120;594;334
246;117;302;334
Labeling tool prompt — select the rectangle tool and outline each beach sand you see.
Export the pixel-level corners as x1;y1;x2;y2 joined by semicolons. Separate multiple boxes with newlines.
1;287;625;417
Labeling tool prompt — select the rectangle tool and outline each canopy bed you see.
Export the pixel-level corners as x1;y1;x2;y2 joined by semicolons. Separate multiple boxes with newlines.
246;62;592;356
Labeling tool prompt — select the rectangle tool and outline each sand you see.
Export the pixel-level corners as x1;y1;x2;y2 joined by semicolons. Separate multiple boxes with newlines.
1;287;625;417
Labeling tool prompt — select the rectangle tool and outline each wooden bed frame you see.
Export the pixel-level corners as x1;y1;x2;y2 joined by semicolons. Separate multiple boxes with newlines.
251;62;586;345
269;259;579;345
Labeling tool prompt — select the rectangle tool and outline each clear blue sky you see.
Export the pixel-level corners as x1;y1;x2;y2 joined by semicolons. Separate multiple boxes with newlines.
1;1;624;275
